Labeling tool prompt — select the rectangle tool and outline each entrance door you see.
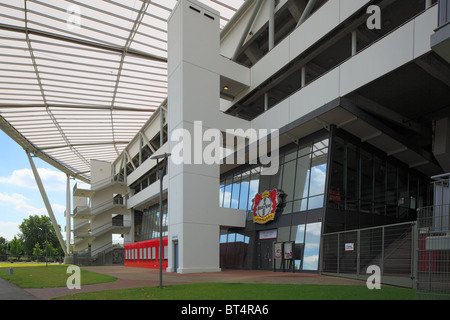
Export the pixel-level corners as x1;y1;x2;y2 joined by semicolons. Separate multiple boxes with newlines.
258;240;274;270
173;241;179;272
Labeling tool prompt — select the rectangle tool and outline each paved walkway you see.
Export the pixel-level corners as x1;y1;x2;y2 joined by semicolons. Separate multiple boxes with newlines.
0;277;38;300
20;266;366;300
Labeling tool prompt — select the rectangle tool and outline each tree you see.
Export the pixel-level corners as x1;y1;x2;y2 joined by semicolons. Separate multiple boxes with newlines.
8;236;23;256
32;242;43;257
19;215;63;256
0;237;8;256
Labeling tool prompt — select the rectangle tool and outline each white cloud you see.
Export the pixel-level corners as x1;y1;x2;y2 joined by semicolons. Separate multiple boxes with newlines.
0;221;20;241
0;192;65;217
0;168;66;191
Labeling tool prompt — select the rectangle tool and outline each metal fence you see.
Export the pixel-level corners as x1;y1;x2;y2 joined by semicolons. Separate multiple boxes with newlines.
73;247;124;266
438;0;450;29
417;204;450;300
0;255;64;264
321;222;417;288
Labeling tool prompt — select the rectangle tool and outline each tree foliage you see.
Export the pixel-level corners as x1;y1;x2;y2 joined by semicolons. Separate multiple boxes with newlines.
19;215;64;256
0;236;7;255
8;236;23;256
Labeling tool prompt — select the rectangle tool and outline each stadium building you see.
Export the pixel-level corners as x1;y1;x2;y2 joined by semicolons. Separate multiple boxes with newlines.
1;0;450;288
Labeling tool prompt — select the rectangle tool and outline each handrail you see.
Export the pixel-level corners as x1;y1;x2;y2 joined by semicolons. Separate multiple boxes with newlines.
91;175;125;191
438;0;450;29
90;197;124;214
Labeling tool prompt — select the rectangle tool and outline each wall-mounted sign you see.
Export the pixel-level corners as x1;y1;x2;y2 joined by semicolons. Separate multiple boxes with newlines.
259;229;277;240
284;242;293;260
251;189;283;224
274;243;282;259
345;243;355;252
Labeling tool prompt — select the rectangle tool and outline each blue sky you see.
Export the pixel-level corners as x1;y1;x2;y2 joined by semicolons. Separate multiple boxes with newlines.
0;130;77;241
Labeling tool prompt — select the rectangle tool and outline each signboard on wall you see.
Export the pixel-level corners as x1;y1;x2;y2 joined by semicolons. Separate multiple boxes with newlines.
259;229;277;240
274;242;282;259
251;189;283;224
345;243;355;252
284;242;293;260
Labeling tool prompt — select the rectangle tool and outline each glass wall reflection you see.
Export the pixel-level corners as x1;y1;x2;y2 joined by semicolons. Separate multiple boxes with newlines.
220;136;329;216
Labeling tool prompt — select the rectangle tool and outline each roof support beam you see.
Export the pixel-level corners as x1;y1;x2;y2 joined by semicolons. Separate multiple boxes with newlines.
0;23;167;63
232;0;263;61
296;0;318;28
26;151;67;255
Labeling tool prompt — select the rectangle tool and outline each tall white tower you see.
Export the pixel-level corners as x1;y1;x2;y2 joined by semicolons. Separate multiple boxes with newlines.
167;0;248;273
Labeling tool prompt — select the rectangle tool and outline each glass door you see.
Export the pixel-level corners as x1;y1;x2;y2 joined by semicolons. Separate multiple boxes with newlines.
258;239;274;270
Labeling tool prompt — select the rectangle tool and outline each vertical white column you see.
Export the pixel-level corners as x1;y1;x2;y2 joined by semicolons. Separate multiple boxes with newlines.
66;174;71;255
351;30;357;56
268;0;275;51
167;0;223;274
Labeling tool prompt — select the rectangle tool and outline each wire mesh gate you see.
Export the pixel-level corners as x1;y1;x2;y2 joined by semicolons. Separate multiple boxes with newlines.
321;222;417;288
415;174;450;299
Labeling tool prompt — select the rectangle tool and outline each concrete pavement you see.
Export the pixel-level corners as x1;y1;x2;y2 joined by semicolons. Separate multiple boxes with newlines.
0;277;38;300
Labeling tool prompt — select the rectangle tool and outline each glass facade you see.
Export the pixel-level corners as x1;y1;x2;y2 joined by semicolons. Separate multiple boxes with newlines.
218;127;431;273
326;130;431;233
134;200;168;242
130;127;431;274
220;135;329;217
219;132;329;271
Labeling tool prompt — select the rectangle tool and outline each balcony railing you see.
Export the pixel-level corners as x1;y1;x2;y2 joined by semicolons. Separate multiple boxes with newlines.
438;0;450;28
91;175;125;192
90;220;131;237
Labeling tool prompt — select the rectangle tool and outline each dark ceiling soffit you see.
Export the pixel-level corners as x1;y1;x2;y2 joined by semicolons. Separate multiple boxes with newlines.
225;96;440;172
339;98;439;167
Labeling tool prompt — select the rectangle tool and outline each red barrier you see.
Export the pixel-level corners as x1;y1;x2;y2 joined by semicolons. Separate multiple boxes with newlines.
124;237;168;269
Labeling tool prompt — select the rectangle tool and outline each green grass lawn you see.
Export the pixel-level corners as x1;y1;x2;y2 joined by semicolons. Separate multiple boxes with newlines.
0;262;68;269
0;265;117;288
55;282;416;300
0;263;416;300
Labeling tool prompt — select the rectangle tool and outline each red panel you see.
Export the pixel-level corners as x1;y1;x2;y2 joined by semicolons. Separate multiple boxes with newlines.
124;237;168;269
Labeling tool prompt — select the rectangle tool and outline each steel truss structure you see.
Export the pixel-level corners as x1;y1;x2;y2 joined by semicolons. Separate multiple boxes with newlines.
0;0;245;183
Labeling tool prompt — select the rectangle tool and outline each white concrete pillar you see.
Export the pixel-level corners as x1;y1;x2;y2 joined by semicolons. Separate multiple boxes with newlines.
66;174;71;255
167;0;246;273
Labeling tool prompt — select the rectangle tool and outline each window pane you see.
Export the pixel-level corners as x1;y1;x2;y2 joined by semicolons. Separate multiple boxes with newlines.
220;229;228;243
398;167;409;218
309;150;327;197
292;224;305;243
293;198;307;212
283;201;293;214
239;178;249;211
231;172;241;209
303;222;322;271
277;226;291;242
308;195;324;210
284;148;297;163
298;145;312;158
294;155;310;200
361;150;373;212
330;137;344;207
374;156;386;215
223;176;232;208
247;168;260;211
219;186;224;207
282;159;297;202
313;138;328;152
347;143;359;211
258;173;271;193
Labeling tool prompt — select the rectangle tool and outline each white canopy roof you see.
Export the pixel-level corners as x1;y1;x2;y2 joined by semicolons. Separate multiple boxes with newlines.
0;0;245;183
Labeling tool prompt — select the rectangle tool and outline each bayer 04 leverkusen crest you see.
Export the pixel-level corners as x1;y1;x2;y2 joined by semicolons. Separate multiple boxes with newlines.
251;189;283;225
